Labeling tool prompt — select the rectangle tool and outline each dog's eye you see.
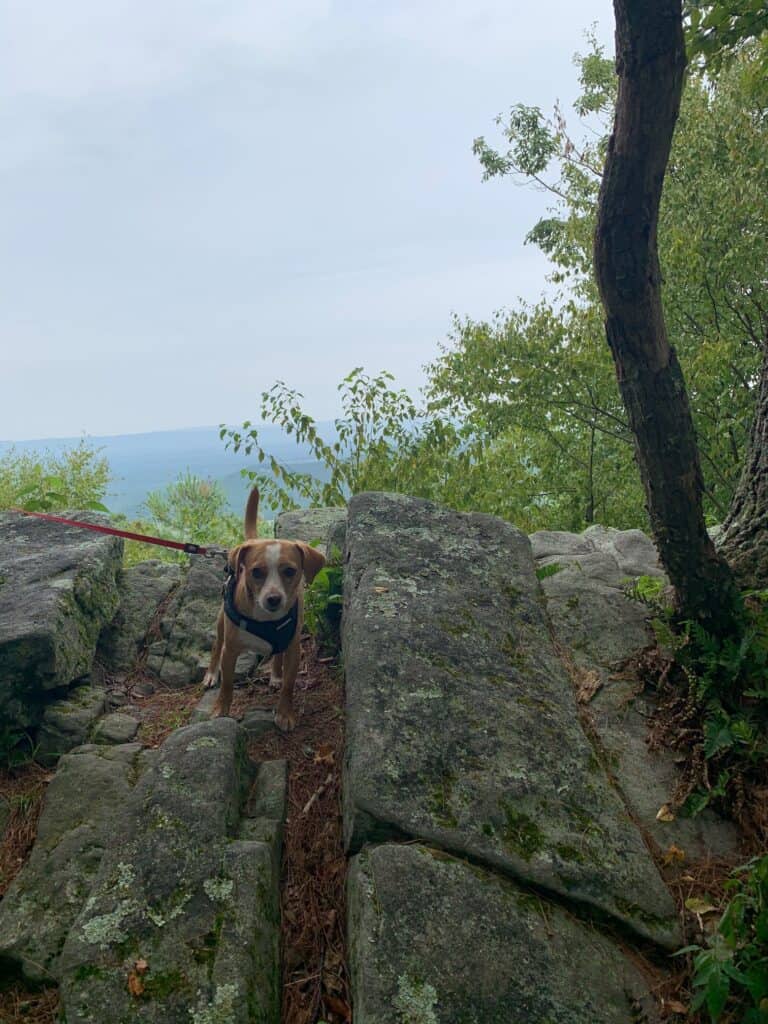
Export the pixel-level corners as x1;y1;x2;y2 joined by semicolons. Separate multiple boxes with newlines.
282;566;297;578
251;567;265;580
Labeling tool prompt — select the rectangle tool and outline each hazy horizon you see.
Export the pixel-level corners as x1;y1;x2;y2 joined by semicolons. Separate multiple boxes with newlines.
0;422;331;516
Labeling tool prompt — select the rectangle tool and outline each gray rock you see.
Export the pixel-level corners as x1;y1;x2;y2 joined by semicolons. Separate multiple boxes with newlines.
348;844;660;1024
190;688;219;724
343;493;678;947
535;526;738;861
0;512;122;730
97;560;183;675
0;722;284;1022
241;708;277;741
92;712;140;745
275;507;347;550
145;552;227;687
247;759;287;822
57;720;281;1023
36;683;106;765
0;742;143;982
326;515;347;564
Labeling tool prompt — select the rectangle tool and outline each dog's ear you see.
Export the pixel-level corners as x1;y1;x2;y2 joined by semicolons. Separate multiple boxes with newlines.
228;543;249;575
294;543;326;584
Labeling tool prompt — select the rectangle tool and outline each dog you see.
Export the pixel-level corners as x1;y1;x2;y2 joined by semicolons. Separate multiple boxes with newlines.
203;487;325;730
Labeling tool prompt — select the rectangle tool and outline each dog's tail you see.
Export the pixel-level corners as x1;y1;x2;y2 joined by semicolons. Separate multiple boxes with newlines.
244;487;260;539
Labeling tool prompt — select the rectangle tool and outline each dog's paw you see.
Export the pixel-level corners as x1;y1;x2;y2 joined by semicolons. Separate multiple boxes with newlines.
274;705;297;732
203;670;220;690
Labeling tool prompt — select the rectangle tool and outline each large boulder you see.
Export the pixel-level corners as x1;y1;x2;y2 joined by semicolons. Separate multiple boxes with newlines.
342;493;678;948
0;742;145;981
35;682;106;764
0;720;285;1023
532;526;738;860
144;553;228;687
349;844;659;1024
0;512;122;730
97;560;183;676
275;507;347;551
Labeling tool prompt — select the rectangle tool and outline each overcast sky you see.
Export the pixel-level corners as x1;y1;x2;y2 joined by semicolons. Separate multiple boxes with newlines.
2;0;613;441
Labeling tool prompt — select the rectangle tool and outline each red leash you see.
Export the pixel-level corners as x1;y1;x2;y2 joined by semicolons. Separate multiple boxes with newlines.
9;508;216;556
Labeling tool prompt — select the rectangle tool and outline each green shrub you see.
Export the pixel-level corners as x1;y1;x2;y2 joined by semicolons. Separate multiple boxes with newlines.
0;441;110;513
118;473;245;566
677;591;768;818
679;855;768;1022
303;553;343;653
221;368;426;510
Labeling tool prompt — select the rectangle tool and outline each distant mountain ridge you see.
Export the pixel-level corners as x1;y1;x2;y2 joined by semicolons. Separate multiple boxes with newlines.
0;424;333;517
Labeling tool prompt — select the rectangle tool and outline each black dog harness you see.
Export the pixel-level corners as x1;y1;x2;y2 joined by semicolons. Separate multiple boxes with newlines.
223;573;299;654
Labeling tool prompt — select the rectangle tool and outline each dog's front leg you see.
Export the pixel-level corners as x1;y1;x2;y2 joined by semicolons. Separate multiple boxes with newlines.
212;644;238;718
274;641;299;732
269;652;284;690
203;610;225;690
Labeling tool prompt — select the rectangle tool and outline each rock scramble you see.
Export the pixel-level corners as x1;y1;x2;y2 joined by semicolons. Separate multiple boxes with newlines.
0;498;739;1023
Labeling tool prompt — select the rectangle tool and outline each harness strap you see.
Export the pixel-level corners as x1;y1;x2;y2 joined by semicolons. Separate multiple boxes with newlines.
222;575;299;654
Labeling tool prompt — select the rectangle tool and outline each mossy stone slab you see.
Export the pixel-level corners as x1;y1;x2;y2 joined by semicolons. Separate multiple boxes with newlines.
343;493;678;947
58;720;282;1024
532;526;739;861
0;511;122;729
144;552;228;688
97;560;183;675
348;843;660;1024
275;507;346;547
0;742;143;982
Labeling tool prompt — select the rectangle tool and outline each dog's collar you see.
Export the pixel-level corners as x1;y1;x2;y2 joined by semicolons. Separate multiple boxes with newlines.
223;573;299;654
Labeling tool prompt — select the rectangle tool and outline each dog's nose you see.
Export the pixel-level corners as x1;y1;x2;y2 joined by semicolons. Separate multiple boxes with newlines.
266;594;282;610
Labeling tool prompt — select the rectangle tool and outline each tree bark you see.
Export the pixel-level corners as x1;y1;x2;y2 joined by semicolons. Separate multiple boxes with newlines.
593;0;741;632
720;343;768;589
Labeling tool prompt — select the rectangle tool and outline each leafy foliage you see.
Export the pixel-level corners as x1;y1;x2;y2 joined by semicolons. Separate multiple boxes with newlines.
221;369;427;510
219;39;767;537
676;591;768;817
625;574;668;607
118;473;245;566
0;724;38;773
0;441;110;513
459;37;768;528
686;1;768;72
303;554;344;653
679;855;768;1022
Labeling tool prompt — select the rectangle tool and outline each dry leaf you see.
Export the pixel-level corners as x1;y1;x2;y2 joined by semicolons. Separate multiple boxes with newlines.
575;669;602;704
314;743;335;766
373;586;389;594
134;958;149;975
665;999;688;1014
127;972;144;997
662;844;685;865
656;804;676;822
323;993;352;1021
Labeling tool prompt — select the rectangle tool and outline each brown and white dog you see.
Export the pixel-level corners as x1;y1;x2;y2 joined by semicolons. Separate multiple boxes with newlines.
203;487;325;730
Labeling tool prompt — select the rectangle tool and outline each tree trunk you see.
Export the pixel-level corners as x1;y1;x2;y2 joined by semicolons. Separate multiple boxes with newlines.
720;343;768;589
593;0;741;632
